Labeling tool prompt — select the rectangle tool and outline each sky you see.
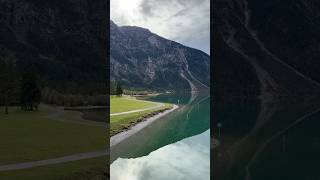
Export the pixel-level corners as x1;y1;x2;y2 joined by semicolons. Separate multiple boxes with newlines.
110;0;210;54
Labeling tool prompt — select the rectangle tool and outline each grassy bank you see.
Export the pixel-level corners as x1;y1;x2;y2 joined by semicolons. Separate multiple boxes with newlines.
0;106;106;165
110;96;173;136
110;95;157;113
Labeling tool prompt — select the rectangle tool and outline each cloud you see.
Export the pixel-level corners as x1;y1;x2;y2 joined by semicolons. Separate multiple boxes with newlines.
110;130;210;180
139;0;154;17
111;0;210;54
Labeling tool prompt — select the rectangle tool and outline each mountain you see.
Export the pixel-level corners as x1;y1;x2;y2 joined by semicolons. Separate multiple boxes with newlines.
110;20;210;92
213;0;320;100
0;0;108;93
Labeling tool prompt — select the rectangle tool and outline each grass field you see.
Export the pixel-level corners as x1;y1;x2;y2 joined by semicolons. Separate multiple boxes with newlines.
0;106;106;165
110;96;157;114
110;96;173;136
81;109;107;122
0;156;108;180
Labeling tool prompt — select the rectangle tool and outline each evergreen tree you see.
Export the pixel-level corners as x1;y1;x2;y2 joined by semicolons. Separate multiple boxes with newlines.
110;80;117;95
116;81;123;96
20;66;41;111
0;55;18;114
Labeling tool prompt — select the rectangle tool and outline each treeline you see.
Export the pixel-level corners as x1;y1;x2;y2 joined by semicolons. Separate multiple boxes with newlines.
0;53;107;115
43;81;107;96
110;80;123;96
110;80;160;96
0;55;41;114
123;89;158;96
42;88;107;106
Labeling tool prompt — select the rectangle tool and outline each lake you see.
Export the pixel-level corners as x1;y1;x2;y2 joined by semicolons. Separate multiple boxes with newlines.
110;92;210;180
212;96;320;180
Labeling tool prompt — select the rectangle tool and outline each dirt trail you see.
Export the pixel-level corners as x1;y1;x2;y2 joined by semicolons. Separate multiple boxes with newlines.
42;104;108;128
0;149;108;171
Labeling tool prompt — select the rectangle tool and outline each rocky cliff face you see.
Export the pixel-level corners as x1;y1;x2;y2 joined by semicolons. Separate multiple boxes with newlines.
0;0;108;92
213;0;320;99
110;20;210;91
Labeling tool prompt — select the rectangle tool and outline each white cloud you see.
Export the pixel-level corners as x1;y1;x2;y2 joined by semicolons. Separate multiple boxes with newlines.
111;0;210;54
110;130;210;180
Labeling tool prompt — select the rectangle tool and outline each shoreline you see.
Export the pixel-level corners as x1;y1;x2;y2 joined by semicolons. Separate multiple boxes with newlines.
110;104;179;147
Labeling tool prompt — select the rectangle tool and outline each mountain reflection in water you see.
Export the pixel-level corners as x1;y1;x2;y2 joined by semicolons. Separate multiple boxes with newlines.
111;130;210;180
213;97;320;180
110;93;210;163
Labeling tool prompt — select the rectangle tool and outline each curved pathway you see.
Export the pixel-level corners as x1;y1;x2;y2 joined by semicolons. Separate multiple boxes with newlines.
110;102;164;116
0;104;108;172
0;149;108;171
42;104;108;128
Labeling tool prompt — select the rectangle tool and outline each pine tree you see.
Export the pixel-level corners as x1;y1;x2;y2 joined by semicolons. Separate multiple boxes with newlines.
20;66;41;111
0;55;18;114
116;81;123;96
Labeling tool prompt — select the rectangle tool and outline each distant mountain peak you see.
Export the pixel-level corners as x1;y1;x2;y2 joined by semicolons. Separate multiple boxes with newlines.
110;21;210;92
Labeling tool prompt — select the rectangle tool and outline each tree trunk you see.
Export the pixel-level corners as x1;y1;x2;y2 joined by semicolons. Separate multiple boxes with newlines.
4;97;8;114
5;105;8;115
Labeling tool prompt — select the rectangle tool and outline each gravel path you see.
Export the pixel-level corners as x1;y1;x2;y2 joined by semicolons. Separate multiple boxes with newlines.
42;104;108;128
0;149;108;171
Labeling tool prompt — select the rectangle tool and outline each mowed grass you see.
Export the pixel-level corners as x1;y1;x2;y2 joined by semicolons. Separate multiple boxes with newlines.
0;106;106;165
110;96;157;114
0;156;108;180
110;103;173;136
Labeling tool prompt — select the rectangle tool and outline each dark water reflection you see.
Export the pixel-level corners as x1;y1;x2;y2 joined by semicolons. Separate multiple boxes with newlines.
212;97;320;180
110;92;210;163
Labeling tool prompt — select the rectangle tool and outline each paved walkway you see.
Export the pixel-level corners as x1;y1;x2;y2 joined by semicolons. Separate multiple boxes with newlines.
0;149;108;171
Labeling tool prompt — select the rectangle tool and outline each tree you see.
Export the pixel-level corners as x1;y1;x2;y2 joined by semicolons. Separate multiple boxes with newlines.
20;66;41;111
116;81;123;96
0;55;18;114
110;80;117;95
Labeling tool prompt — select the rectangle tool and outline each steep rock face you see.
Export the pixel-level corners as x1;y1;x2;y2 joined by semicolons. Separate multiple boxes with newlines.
0;0;108;92
213;0;320;99
110;20;210;91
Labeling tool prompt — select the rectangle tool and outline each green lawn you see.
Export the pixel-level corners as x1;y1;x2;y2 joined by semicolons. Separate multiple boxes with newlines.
81;109;107;122
0;156;108;180
110;96;158;113
110;103;173;136
0;106;106;165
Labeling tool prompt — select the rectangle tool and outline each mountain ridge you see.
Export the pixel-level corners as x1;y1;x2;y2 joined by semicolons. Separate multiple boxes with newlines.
110;20;210;92
0;0;108;94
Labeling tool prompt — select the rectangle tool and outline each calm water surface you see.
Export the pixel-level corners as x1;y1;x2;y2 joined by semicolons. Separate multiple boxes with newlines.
213;97;320;180
110;92;210;180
